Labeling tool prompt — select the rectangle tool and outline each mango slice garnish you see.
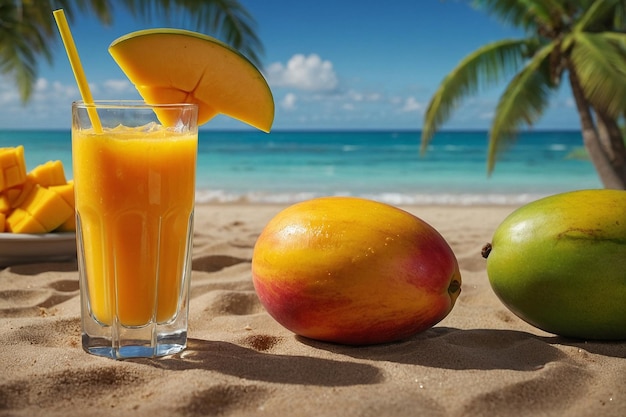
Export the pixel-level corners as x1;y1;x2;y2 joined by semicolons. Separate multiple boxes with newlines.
109;29;274;132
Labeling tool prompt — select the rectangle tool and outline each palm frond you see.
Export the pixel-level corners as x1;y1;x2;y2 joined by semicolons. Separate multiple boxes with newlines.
570;32;626;117
573;0;623;32
601;31;626;48
119;0;264;67
195;0;264;66
611;2;626;30
0;2;56;102
487;43;555;174
471;0;567;32
0;33;38;101
0;0;264;103
421;38;536;153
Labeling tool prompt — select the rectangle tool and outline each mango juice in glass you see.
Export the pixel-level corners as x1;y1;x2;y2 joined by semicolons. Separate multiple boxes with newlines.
72;100;198;359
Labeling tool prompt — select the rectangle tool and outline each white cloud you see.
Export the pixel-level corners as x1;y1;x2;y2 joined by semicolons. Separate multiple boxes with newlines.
34;78;48;91
400;96;422;113
0;87;19;105
52;81;78;98
0;76;141;128
281;92;297;110
267;54;338;92
348;91;382;103
389;96;403;106
102;79;134;94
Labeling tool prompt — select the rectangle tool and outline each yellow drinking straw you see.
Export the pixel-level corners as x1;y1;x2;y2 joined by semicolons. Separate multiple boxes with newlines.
53;9;102;133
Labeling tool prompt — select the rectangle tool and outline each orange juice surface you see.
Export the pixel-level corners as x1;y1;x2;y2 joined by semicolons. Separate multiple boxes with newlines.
73;127;197;327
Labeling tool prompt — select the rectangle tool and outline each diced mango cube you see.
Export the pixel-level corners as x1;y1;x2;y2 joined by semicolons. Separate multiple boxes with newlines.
29;160;67;187
0;146;27;192
49;181;76;232
6;207;47;234
48;181;75;207
0;146;76;234
54;211;75;232
19;184;73;232
6;175;36;209
55;214;76;232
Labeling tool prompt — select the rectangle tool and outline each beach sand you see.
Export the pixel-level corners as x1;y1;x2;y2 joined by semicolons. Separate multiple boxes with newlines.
1;203;624;416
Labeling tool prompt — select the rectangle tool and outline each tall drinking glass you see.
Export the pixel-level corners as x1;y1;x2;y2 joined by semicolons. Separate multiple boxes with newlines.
72;100;198;359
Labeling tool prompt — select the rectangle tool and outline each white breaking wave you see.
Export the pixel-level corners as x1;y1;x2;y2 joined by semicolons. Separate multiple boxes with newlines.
195;189;548;206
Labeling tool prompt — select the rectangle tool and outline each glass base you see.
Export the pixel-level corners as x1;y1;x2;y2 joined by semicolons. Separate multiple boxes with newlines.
82;330;187;359
77;210;194;360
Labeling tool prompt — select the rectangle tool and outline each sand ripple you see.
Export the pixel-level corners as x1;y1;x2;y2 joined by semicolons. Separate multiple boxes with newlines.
0;204;625;417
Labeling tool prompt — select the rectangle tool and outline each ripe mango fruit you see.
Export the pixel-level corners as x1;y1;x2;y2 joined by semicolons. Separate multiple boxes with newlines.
252;197;461;345
482;189;626;340
0;146;75;234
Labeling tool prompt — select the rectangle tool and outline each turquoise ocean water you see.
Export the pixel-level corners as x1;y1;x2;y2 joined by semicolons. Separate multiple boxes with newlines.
0;129;601;205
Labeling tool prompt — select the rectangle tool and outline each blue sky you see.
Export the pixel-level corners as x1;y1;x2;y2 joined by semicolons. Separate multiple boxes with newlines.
0;0;580;131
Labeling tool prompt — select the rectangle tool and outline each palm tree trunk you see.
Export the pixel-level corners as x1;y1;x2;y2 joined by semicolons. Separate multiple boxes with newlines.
568;69;626;189
595;109;626;184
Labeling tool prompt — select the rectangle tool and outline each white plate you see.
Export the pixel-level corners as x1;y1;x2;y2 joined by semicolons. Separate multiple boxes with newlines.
0;232;77;267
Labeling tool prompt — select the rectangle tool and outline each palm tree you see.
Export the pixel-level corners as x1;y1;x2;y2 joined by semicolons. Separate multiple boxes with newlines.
0;0;263;104
421;0;626;190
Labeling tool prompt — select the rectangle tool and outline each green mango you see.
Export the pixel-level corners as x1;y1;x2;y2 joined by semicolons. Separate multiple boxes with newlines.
482;189;626;340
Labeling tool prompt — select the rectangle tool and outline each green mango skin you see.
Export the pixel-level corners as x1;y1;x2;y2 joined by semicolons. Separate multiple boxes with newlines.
485;189;626;340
